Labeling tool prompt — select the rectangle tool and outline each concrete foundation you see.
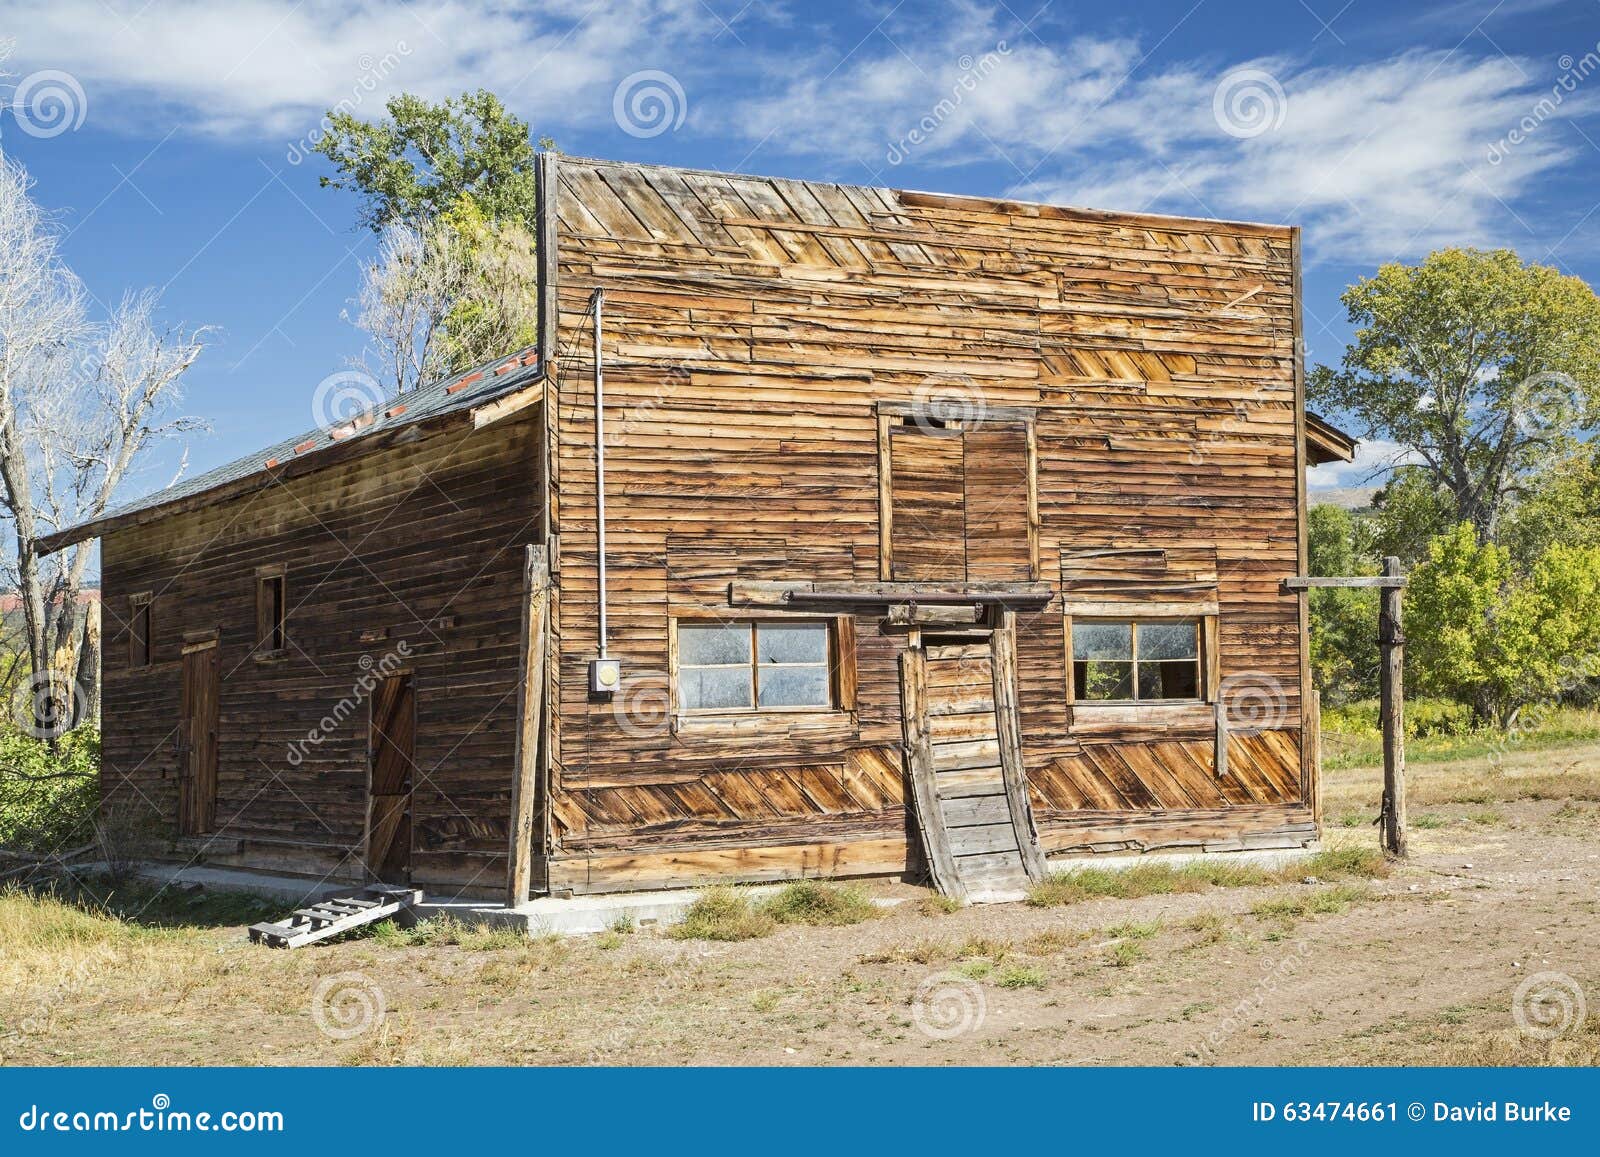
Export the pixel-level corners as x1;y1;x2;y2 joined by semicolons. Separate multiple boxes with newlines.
88;842;1322;939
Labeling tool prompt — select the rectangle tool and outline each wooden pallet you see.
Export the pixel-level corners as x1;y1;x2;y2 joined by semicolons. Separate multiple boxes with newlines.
248;886;422;949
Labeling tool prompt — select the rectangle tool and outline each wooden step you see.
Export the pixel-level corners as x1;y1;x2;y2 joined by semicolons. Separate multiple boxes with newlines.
900;621;1046;904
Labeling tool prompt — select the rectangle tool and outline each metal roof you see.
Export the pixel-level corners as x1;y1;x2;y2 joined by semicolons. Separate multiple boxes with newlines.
44;344;542;551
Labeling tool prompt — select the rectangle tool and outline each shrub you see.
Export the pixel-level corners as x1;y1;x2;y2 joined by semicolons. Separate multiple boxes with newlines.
0;726;100;854
667;888;776;941
759;880;877;927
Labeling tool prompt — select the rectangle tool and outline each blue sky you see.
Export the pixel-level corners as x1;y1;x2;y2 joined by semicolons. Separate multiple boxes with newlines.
2;0;1598;499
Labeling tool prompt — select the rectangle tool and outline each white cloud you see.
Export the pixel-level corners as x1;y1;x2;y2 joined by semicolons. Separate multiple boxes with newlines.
2;0;711;140
710;7;1596;261
6;0;1594;262
1307;437;1422;489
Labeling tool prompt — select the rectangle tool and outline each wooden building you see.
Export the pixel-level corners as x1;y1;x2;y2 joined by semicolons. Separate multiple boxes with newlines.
44;155;1355;903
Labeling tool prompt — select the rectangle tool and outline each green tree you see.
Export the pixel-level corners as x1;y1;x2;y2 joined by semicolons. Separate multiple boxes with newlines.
1406;523;1600;724
312;90;549;231
1310;248;1600;544
1306;503;1379;702
1500;443;1600;563
1368;466;1455;567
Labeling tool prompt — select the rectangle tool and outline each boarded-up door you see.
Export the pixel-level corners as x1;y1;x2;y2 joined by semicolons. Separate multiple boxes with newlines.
178;638;219;835
366;673;415;883
887;420;1035;582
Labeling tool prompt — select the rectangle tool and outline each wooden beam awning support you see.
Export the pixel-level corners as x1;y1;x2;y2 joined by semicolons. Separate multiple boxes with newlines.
1285;561;1410;858
730;579;1055;609
1282;575;1407;590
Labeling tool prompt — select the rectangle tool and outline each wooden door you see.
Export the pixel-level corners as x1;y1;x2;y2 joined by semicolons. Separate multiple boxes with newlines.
888;425;966;580
886;420;1036;582
962;422;1035;581
178;638;219;835
365;673;415;883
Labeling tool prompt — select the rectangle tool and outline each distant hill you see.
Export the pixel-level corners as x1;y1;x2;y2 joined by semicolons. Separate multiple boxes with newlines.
1309;486;1378;511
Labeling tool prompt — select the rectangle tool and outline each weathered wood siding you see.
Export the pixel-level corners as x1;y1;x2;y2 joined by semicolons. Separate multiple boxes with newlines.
544;158;1313;891
99;415;542;896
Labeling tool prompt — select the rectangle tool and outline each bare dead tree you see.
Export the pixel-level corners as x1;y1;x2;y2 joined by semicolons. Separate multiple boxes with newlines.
0;159;208;729
352;221;461;396
351;214;539;396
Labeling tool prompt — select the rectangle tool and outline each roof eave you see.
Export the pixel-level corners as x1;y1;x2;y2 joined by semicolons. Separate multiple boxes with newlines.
37;369;544;556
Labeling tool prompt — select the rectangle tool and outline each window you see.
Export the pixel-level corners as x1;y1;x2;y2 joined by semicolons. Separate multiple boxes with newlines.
128;593;152;667
676;619;834;713
1072;619;1202;703
255;567;287;657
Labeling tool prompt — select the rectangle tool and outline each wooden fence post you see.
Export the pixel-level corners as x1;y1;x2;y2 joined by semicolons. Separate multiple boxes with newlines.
507;544;551;906
1378;555;1408;858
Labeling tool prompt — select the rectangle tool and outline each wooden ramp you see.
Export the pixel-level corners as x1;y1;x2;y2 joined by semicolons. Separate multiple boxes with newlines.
249;885;421;949
901;618;1046;903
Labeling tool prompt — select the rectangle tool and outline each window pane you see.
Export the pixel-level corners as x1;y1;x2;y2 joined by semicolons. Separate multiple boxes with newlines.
679;666;753;711
758;665;830;708
1138;660;1200;700
1072;622;1132;661
1140;621;1198;661
756;621;827;665
1075;660;1134;700
678;622;751;666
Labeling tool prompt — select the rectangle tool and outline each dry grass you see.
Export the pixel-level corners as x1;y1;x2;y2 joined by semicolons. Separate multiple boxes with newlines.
668;881;881;941
3;738;1597;1067
759;880;878;926
666;887;778;941
1025;845;1386;908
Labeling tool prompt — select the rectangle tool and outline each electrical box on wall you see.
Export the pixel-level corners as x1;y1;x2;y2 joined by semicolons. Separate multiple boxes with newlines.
588;657;621;694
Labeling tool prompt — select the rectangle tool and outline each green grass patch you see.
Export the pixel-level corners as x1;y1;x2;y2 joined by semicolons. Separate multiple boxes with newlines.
1303;845;1388;880
385;915;530;950
1322;704;1600;771
1104;940;1145;968
1412;813;1446;829
1105;919;1161;940
759;880;878;926
1250;884;1370;920
667;887;777;941
994;964;1048;989
917;892;964;916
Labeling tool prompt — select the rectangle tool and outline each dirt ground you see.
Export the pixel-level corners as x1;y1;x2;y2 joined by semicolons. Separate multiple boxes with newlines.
4;741;1599;1067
